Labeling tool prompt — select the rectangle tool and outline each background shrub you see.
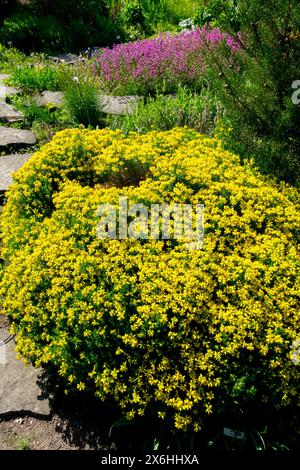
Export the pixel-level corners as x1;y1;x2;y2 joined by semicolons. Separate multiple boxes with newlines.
0;1;119;52
0;12;67;52
108;0;200;41
196;0;300;185
0;0;17;19
1;128;299;432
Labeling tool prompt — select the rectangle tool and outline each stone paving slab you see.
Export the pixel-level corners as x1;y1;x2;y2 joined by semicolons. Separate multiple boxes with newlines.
99;95;140;115
0;153;33;191
36;91;64;107
0;102;23;122
35;92;140;115
0;326;50;417
49;53;83;64
0;127;36;147
0;85;20;102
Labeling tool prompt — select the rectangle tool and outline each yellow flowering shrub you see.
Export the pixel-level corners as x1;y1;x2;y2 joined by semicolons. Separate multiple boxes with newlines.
1;128;300;431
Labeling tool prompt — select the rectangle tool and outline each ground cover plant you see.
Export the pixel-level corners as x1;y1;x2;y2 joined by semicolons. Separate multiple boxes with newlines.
94;27;239;95
1;127;299;440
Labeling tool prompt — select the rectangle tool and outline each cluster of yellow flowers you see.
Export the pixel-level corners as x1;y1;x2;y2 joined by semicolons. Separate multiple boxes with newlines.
1;127;299;431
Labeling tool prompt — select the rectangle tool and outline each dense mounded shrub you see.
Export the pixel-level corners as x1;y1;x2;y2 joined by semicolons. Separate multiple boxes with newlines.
1;128;300;431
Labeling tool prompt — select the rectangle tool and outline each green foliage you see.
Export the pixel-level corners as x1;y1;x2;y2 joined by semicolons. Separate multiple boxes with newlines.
0;43;28;72
9;60;103;128
60;67;103;127
109;0;200;40
162;0;200;25
28;0;108;18
194;0;241;31
0;1;119;52
0;12;66;52
11;95;67;128
10;63;61;92
200;0;300;184
116;0;153;40
108;86;220;134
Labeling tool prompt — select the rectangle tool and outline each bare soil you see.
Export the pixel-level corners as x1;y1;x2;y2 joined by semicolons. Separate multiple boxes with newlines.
0;412;114;450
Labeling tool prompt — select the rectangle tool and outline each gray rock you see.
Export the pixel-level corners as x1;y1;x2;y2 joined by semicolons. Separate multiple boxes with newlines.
34;92;140;115
35;91;64;108
0;326;51;417
0;75;20;104
49;53;83;65
0;127;36;147
0;103;23;122
99;95;140;115
0;153;33;191
0;85;20;102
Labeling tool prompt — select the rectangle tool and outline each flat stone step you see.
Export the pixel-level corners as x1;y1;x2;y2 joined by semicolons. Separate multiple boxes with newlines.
35;91;64;108
0;103;23;122
0;127;36;148
0;85;20;102
35;91;140;115
49;53;84;65
0;153;33;191
0;325;51;417
99;95;140;115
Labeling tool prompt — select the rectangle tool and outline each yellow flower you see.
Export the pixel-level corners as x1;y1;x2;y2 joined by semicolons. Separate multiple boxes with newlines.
0;127;299;432
77;382;86;391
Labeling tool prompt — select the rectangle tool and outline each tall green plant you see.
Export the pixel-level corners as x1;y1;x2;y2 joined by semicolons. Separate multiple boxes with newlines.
60;66;103;127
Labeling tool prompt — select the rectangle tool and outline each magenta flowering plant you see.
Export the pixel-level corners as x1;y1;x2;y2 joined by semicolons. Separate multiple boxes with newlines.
94;27;240;96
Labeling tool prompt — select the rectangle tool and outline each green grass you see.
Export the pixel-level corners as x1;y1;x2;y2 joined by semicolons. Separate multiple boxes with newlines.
15;436;31;451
